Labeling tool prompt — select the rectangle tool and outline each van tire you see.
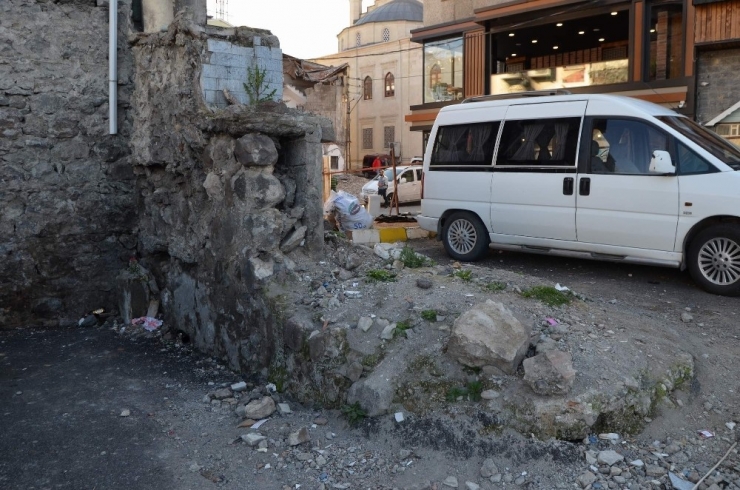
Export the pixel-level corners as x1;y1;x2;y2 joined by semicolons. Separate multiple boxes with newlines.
688;224;740;296
442;211;489;262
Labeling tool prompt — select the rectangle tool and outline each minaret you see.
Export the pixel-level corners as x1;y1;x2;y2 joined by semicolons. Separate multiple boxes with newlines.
349;0;362;24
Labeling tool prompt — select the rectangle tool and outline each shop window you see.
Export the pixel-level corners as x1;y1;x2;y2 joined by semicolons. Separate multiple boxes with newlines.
424;37;463;103
363;76;373;100
384;73;395;97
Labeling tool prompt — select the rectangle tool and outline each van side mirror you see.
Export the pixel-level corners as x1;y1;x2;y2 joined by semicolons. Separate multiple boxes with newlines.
649;150;675;174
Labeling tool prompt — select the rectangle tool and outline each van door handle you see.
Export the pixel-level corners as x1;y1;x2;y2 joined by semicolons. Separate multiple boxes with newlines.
563;177;574;195
579;178;591;196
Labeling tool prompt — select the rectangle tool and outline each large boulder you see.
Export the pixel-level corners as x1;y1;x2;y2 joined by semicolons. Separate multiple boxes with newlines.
523;350;576;396
446;300;529;374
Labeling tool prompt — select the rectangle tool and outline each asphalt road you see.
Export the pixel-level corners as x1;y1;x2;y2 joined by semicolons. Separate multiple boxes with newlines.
0;327;213;489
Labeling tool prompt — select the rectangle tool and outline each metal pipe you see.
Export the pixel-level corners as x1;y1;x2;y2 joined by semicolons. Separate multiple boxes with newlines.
109;0;118;135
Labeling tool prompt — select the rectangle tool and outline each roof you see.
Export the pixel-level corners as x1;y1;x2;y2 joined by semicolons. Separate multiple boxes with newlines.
705;100;740;127
354;0;423;26
283;54;348;84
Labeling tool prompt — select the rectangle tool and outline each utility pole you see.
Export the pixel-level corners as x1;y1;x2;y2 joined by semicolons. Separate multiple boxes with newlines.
344;74;351;172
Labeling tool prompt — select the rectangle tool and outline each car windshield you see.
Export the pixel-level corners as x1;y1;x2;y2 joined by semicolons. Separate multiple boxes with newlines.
658;116;740;170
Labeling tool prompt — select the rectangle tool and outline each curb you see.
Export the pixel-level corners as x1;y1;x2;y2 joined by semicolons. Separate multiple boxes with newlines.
352;226;435;245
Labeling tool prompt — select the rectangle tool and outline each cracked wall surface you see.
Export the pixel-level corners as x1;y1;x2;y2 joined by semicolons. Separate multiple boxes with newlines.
0;0;137;327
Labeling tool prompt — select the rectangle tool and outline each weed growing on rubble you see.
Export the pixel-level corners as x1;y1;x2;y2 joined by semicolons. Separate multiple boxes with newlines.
399;246;427;268
244;65;277;104
483;281;507;292
421;310;437;321
393;319;412;338
521;285;571;307
366;269;396;282
445;381;483;402
453;269;472;281
341;402;366;425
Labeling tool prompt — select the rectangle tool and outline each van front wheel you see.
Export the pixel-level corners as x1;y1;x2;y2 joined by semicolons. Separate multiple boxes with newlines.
442;211;489;262
688;225;740;296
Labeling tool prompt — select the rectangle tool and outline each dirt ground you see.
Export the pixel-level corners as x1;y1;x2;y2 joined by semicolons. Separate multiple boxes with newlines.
2;231;740;489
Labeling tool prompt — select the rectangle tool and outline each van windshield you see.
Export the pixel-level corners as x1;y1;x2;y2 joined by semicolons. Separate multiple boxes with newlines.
658;116;740;170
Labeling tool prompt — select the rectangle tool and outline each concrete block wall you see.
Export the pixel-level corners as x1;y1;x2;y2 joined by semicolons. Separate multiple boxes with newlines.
696;48;740;123
202;38;283;108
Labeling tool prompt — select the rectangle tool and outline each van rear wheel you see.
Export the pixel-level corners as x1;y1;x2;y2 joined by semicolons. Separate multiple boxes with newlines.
442;211;489;262
688;224;740;296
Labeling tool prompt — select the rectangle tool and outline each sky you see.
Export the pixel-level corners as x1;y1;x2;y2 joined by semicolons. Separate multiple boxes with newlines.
206;0;374;59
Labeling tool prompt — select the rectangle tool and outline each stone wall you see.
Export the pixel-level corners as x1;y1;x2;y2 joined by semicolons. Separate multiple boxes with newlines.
130;16;330;373
695;47;740;123
0;0;137;327
304;82;346;151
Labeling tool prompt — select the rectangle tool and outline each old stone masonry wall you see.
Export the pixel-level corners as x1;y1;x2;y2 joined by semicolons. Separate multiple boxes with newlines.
0;0;137;327
130;16;330;373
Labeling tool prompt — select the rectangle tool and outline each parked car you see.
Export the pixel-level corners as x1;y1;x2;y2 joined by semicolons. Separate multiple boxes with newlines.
416;91;740;296
361;154;390;178
361;165;423;205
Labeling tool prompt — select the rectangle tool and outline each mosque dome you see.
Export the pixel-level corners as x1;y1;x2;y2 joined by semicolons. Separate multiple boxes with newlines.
354;0;423;26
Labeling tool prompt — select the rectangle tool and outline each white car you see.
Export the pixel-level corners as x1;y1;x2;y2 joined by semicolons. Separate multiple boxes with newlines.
360;165;423;205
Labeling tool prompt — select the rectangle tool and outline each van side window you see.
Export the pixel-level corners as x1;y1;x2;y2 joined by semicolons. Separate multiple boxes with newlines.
430;122;500;169
676;140;718;175
590;119;669;175
496;118;580;167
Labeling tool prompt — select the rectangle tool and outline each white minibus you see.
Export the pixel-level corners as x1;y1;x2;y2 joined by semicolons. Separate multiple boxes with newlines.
416;92;740;296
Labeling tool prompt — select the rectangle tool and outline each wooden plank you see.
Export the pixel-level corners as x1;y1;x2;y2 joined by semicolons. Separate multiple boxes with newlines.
633;1;643;81
685;1;695;77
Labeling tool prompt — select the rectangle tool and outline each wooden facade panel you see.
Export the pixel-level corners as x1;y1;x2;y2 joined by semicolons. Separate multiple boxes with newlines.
696;0;740;44
464;29;485;98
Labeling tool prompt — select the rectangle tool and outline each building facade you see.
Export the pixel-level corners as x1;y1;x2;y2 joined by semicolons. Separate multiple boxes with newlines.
313;0;425;170
407;0;740;143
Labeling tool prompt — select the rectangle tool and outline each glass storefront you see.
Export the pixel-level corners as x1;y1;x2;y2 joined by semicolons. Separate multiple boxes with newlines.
423;37;464;103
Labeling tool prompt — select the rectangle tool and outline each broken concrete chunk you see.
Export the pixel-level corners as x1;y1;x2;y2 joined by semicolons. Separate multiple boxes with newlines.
357;316;373;332
212;388;232;400
248;256;274;281
277;403;291;414
446;300;529;374
280;225;307;253
346;361;363;382
523;350;576;396
231;381;247;392
347;375;394;417
287;426;310;446
241;433;266;447
345;253;362;271
597;449;625;466
380;323;396;340
243;396;276;419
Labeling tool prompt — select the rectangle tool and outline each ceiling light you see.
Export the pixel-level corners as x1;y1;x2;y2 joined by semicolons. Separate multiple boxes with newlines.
512;53;517;57
578;31;585;35
532;39;538;43
593;28;600;32
556;23;563;27
650;29;656;33
509;33;515;37
599;38;605;42
553;46;559;50
611;11;618;16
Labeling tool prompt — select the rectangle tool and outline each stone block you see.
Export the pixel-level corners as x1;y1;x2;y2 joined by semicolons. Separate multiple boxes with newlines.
351;229;379;244
202;64;228;79
201;76;219;92
244;396;276;419
231;46;254;58
227;66;248;80
207;38;233;54
209;52;248;67
406;227;432;240
523;350;576;396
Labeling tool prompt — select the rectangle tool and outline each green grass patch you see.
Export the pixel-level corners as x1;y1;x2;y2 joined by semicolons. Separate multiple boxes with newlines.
366;269;396;282
483;281;507;292
521;286;571;307
393;319;412;338
421;310;437;321
341;402;367;425
453;269;472;281
399;246;428;268
445;381;484;402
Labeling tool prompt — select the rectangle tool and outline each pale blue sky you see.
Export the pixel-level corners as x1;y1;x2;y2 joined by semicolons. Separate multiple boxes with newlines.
207;0;373;59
